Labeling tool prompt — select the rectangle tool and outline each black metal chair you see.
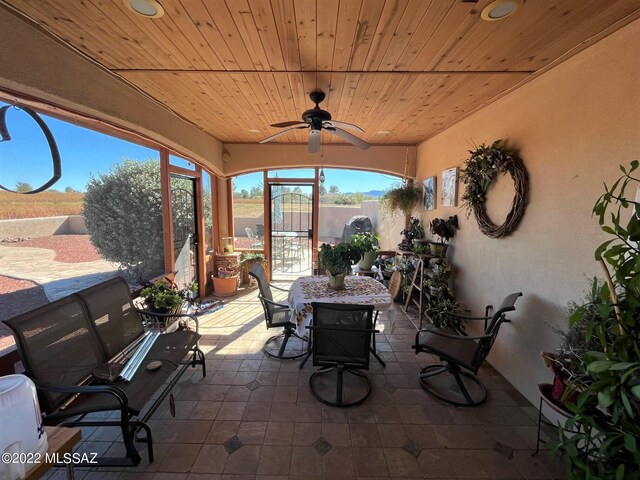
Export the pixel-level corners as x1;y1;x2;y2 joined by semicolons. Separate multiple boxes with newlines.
307;302;376;407
413;292;522;407
248;263;306;359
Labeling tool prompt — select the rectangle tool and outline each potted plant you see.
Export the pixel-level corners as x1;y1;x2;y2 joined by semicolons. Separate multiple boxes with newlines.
412;243;430;258
398;217;425;251
425;298;463;331
213;266;238;297
429;215;458;257
380;182;422;217
319;242;361;290
140;280;184;313
351;232;379;270
552;162;640;479
238;252;267;285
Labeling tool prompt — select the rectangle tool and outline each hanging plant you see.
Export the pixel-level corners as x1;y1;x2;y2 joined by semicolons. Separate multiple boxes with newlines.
460;140;529;238
380;182;422;217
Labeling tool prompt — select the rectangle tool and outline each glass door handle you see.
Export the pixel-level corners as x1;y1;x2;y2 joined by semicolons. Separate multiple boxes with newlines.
308;229;313;239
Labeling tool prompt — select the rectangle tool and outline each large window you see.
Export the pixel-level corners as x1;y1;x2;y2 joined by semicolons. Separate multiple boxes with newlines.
0;100;164;350
231;172;264;250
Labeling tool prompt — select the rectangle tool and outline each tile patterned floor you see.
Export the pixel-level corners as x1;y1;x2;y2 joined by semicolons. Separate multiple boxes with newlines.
44;285;565;480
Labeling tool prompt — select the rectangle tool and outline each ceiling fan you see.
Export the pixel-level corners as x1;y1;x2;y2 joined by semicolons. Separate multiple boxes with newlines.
259;91;370;153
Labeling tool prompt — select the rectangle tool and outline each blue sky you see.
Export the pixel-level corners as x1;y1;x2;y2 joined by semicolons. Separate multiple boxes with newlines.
0;101;157;192
233;169;402;194
0;100;402;193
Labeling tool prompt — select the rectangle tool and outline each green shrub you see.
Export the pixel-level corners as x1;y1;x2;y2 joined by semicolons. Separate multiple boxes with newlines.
83;159;165;282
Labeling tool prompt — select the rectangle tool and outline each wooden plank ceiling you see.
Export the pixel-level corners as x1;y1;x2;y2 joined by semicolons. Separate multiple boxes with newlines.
5;0;640;145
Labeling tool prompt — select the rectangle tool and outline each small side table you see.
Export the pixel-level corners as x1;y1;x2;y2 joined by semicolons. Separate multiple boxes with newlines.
25;426;82;480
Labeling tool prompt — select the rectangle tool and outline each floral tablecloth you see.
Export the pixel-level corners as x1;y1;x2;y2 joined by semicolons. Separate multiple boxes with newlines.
288;275;393;336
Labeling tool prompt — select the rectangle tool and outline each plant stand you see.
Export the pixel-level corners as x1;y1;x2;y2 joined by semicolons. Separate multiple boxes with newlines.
403;258;433;329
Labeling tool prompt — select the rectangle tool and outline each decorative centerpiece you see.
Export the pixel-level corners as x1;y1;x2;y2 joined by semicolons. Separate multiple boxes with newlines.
460;140;528;238
429;215;458;257
318;242;361;290
350;231;379;270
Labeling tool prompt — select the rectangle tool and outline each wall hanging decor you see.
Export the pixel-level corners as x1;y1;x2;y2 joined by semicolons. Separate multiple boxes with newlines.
423;176;436;211
0;104;62;194
441;167;458;207
460;139;528;238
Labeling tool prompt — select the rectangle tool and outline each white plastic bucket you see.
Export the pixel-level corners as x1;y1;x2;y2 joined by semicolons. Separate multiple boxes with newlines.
0;375;48;480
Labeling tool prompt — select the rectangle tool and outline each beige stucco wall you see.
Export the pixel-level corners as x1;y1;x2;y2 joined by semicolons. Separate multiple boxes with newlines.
0;215;87;239
415;19;640;405
0;6;224;175
222;144;416;178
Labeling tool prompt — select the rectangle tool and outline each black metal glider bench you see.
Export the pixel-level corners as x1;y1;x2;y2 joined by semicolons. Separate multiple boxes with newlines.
3;276;206;467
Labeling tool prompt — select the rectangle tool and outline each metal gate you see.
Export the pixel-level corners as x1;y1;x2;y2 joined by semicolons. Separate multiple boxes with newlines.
170;175;198;289
270;186;313;276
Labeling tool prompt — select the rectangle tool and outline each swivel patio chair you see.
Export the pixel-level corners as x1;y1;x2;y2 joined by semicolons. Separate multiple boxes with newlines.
413;292;522;406
248;263;306;359
307;302;376;407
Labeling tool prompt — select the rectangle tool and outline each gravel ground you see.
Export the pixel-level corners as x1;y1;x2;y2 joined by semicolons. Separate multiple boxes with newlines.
1;235;104;351
2;234;102;263
0;276;49;351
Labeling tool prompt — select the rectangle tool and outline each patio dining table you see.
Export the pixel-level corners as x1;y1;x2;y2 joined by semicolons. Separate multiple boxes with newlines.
287;275;395;337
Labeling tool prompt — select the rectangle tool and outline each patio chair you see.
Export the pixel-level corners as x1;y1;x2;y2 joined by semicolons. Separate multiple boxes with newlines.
248;263;306;359
412;292;522;406
307;302;376;407
246;227;264;248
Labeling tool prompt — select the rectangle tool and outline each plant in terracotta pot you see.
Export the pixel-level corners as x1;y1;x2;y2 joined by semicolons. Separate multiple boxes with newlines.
238;252;267;285
429;215;458;257
319;242;361;290
350;232;379;270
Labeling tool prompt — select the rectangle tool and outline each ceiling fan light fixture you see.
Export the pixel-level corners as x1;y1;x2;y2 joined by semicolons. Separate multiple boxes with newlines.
125;0;165;18
480;0;523;21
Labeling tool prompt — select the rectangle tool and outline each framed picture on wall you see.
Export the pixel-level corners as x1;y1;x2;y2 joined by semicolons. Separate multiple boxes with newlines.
441;167;458;207
423;176;436;211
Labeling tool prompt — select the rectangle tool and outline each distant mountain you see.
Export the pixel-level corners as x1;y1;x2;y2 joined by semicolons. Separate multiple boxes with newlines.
343;189;385;197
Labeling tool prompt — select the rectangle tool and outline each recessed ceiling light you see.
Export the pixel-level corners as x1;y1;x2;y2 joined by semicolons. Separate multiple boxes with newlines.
377;130;392;135
125;0;165;19
480;0;523;21
248;129;261;133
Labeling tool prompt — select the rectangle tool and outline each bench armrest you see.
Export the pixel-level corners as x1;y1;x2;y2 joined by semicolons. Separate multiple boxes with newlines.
32;378;130;411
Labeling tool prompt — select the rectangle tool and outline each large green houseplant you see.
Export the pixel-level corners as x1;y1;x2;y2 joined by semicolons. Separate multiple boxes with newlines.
552;161;640;479
351;232;379;270
319;242;361;289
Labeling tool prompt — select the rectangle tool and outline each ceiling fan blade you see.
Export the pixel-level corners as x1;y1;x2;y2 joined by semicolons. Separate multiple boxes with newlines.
270;121;307;128
308;129;321;153
323;120;364;133
259;126;308;144
325;126;370;150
